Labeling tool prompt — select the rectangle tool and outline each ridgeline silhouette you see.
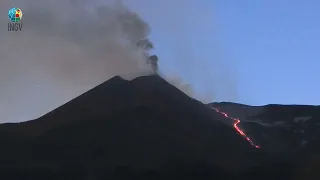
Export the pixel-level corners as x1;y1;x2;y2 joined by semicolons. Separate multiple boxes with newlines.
0;75;319;179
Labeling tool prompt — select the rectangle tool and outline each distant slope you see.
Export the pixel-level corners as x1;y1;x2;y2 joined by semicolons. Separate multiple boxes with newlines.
210;102;320;152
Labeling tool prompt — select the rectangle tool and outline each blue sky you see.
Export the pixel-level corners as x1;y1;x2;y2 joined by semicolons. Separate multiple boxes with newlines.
0;0;319;123
126;0;320;105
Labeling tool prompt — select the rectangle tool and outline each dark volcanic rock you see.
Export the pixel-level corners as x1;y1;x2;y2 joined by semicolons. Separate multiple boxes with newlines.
0;75;271;179
1;76;319;179
210;102;320;153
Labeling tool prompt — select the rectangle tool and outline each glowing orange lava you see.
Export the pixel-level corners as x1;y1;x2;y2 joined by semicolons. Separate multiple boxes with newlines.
211;107;260;148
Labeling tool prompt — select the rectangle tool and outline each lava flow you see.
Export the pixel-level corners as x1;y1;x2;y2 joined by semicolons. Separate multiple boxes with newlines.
211;106;260;149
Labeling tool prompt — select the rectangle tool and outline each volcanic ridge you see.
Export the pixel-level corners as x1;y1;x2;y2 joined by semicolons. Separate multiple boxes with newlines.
0;75;319;179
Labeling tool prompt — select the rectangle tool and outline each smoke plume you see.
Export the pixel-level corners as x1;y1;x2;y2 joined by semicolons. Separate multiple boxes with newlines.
0;0;157;122
0;0;238;122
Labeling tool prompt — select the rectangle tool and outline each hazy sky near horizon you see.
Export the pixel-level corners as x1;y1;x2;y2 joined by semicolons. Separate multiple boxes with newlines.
125;0;320;105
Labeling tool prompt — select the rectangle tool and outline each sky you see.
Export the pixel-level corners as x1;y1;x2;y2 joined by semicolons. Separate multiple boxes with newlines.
0;0;319;122
125;0;320;105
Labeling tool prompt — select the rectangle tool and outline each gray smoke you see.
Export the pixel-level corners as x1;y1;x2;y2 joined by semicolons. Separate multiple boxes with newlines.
141;0;238;104
0;0;154;122
0;0;238;123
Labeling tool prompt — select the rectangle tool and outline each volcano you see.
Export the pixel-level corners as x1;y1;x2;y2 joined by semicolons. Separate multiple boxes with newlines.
0;75;319;179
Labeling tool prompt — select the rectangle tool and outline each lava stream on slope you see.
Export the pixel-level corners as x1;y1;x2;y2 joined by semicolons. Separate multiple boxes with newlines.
211;106;260;149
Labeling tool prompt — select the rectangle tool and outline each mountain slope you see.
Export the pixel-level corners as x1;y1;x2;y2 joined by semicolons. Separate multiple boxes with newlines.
0;75;263;178
210;102;320;152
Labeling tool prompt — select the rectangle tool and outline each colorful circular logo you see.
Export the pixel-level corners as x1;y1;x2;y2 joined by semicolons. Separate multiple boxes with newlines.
8;8;23;23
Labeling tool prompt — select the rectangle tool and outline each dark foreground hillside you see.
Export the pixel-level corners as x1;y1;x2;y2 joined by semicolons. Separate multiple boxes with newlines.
0;75;319;179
